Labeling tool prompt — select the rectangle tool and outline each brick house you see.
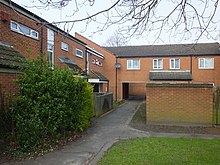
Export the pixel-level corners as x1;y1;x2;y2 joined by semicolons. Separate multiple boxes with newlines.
0;0;87;73
105;43;220;100
1;0;220;104
0;0;114;107
75;33;117;99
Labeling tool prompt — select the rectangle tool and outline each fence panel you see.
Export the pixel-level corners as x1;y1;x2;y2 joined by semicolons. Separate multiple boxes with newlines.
213;86;220;125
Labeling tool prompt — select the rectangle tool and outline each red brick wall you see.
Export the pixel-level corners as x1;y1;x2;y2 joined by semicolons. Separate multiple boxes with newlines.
192;56;220;85
53;32;86;71
116;55;220;100
129;83;146;97
0;72;19;111
0;3;47;59
0;2;86;71
75;33;117;99
146;83;214;126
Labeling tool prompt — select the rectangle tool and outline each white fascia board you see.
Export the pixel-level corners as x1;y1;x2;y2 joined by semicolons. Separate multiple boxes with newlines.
86;46;105;59
88;79;108;83
88;79;100;83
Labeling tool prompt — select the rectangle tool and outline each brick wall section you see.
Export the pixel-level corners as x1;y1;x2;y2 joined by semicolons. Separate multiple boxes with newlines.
0;73;19;111
0;3;47;59
75;33;117;99
146;83;214;126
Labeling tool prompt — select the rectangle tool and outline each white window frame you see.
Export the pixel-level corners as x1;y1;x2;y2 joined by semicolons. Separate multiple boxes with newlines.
199;58;214;69
153;59;163;69
47;29;55;68
10;20;38;39
127;59;140;70
61;42;68;51
76;48;83;58
170;58;180;69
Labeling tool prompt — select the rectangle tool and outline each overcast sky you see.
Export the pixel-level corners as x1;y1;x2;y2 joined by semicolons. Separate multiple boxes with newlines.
12;0;220;46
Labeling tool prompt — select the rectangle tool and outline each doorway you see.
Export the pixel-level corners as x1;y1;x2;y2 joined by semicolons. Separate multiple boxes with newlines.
122;83;129;99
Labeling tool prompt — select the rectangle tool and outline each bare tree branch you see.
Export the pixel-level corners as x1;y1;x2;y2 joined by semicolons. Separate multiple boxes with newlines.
22;0;220;43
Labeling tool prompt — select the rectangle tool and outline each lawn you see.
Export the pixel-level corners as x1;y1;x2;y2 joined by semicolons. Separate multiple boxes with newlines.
98;137;220;165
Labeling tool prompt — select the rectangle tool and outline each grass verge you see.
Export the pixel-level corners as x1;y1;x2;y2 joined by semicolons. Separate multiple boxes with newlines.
98;137;220;165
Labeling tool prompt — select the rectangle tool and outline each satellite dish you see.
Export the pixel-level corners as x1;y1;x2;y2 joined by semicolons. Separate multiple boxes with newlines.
115;63;121;69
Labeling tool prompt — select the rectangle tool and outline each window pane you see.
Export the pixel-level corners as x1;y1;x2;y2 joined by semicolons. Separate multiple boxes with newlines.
158;59;162;68
11;22;17;29
61;42;68;51
175;59;180;68
199;58;205;68
127;60;132;69
205;58;213;68
171;59;174;68
153;60;157;68
76;49;83;57
133;60;138;68
47;29;54;42
32;31;38;38
19;25;31;35
48;52;53;66
48;44;53;51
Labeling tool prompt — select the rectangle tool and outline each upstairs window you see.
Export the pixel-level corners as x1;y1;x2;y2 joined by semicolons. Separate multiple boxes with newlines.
127;59;140;70
153;59;163;69
61;42;68;51
76;49;83;58
10;20;38;39
170;58;180;69
199;58;214;69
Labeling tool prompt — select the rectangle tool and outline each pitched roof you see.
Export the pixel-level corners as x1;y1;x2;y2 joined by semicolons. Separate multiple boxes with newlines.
59;56;84;74
149;71;192;81
90;70;108;81
0;42;25;69
104;42;220;58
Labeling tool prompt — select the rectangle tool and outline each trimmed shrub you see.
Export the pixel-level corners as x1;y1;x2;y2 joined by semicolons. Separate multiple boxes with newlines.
12;58;94;152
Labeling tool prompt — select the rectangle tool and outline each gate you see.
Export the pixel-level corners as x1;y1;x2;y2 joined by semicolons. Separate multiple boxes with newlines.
214;86;220;125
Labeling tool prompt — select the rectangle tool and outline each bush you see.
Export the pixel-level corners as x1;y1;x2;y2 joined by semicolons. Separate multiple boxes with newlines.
12;58;94;153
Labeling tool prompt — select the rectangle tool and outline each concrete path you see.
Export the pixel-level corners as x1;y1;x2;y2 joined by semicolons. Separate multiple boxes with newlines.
3;100;220;165
4;100;150;165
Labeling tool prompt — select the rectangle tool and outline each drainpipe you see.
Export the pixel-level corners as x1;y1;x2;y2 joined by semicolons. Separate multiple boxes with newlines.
85;49;87;75
115;56;118;101
190;55;192;74
190;55;193;84
40;25;44;55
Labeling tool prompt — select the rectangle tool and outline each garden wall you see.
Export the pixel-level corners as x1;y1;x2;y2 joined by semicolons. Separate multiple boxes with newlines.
146;83;214;126
94;92;113;117
0;72;20;111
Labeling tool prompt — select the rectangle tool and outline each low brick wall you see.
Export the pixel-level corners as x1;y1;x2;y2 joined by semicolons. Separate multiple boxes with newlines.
0;72;20;111
146;83;214;126
94;92;113;117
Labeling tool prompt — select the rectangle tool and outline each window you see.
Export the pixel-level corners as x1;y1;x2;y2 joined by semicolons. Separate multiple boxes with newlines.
47;29;54;44
47;44;54;67
199;58;214;69
61;42;68;51
76;48;83;58
127;59;140;70
170;59;180;69
47;29;54;68
10;20;38;39
153;59;163;69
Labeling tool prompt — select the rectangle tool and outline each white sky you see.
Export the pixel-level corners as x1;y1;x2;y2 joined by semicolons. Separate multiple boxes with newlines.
12;0;220;46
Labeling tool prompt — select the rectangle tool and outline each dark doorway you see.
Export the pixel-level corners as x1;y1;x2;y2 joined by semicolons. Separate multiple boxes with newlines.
122;83;129;99
93;83;99;92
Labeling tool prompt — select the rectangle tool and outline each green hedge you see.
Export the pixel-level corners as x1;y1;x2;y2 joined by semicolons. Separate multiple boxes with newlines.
12;58;94;152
